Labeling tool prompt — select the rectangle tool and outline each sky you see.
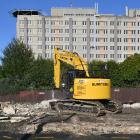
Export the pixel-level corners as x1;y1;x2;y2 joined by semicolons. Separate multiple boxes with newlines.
0;0;140;56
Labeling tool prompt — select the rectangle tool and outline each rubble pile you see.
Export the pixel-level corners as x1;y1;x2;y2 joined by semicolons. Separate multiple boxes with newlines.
0;101;140;136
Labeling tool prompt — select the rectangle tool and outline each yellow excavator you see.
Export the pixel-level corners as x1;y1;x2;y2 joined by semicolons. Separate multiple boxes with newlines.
51;48;122;116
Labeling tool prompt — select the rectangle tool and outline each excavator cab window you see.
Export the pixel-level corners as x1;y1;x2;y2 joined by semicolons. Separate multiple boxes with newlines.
61;70;86;90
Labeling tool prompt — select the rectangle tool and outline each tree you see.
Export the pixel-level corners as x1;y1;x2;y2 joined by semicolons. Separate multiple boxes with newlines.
119;54;140;87
26;58;54;90
106;61;123;87
1;39;34;79
89;60;107;78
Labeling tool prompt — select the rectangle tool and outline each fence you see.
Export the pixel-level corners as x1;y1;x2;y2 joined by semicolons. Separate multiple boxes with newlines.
0;88;140;103
112;88;140;103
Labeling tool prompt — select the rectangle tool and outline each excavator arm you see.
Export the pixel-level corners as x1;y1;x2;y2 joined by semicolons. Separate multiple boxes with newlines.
54;48;89;88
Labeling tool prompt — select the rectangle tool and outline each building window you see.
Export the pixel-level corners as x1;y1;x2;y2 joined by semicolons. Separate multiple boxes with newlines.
59;21;63;25
117;46;121;50
110;46;115;50
28;20;32;25
110;29;114;34
96;38;100;42
37;28;42;33
72;37;76;42
104;46;108;50
132;30;136;34
132;38;136;42
65;45;69;50
37;20;42;24
124;38;128;42
82;21;86;25
117;30;121;34
83;37;87;42
96;54;100;58
45;53;50;58
132;22;136;26
110;21;114;26
117;54;122;58
96;29;99;34
51;29;55;33
117;21;121;26
45;20;49;24
51;37;55;41
104;30;108;34
72;21;76;25
132;46;136;50
90;21;94;25
19;20;24;24
83;45;86;50
124;22;127;26
110;54;115;58
104;54;108;58
59;29;63;33
65;29;69;33
45;45;49;49
83;54;87;58
38;37;42;41
124;46;128;50
90;54;94;58
117;38;121;42
96;21;100;26
72;29;76;33
73;46;76;50
19;28;24;33
90;29;94;33
124;54;128;58
45;37;49;41
83;29;86;33
51;21;55;25
65;21;69;25
110;38;114;42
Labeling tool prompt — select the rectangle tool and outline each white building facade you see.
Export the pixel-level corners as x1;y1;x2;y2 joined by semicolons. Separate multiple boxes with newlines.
12;7;140;62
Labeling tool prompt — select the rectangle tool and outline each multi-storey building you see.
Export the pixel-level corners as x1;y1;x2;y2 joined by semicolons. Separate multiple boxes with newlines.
12;7;140;62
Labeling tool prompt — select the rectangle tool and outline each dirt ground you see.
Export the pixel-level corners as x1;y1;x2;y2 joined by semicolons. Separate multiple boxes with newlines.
0;102;140;140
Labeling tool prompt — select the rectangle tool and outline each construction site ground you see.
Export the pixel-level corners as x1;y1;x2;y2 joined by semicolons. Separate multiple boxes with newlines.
0;101;140;140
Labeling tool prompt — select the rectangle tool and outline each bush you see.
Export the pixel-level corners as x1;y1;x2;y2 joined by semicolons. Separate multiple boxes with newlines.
0;78;26;95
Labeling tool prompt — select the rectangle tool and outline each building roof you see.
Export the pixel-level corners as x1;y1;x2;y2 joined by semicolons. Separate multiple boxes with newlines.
11;10;42;17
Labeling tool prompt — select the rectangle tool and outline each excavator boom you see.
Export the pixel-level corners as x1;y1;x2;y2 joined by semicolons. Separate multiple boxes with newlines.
54;48;89;88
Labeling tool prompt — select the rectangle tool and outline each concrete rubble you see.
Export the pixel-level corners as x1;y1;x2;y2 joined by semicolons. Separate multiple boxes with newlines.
0;100;140;136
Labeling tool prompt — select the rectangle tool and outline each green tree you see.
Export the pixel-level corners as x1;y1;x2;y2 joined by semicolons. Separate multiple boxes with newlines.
1;39;34;79
106;61;123;87
0;65;4;79
26;58;54;90
89;60;107;78
119;54;140;87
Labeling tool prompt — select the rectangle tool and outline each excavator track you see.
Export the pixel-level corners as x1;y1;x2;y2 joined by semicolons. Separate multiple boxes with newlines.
101;100;122;114
51;99;105;117
50;99;122;117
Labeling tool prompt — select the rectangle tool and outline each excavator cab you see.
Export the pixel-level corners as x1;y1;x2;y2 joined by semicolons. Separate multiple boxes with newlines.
61;70;86;92
62;70;86;85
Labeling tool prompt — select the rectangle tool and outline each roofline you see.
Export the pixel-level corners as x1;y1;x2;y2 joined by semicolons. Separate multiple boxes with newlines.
10;9;43;17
